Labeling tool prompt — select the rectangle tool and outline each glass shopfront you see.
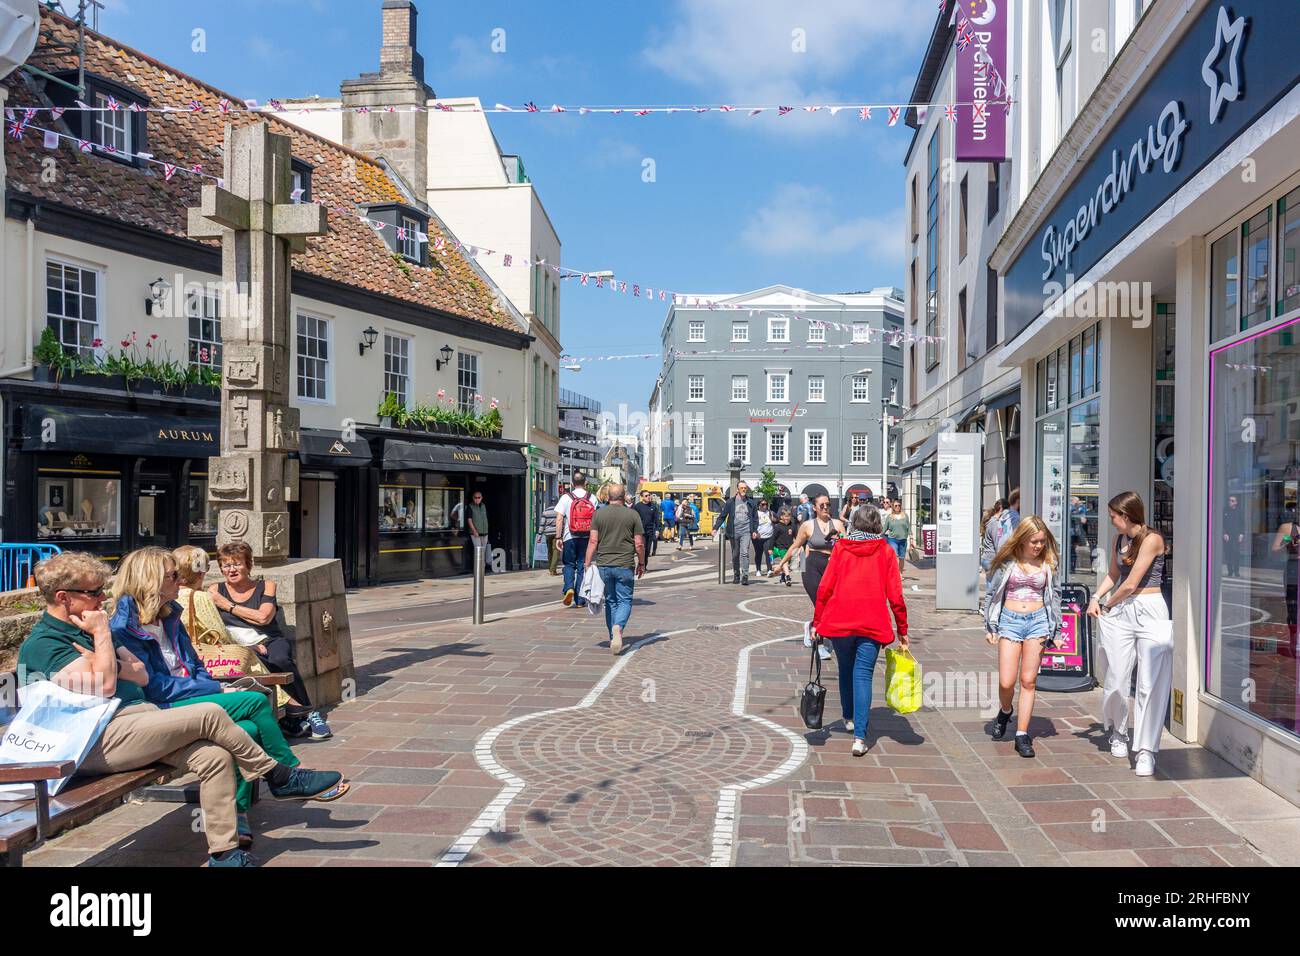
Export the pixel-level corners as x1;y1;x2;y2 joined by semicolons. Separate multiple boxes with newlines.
1208;180;1300;737
37;472;121;540
377;470;468;579
1034;322;1102;581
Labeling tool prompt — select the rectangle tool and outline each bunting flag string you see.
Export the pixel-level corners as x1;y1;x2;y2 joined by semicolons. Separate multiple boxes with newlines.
5;96;1013;122
7;120;944;347
561;332;944;364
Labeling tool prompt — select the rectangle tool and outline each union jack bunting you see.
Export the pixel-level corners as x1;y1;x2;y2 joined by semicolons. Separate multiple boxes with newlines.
748;108;763;116
503;254;513;267
635;109;650;116
129;101;143;113
719;105;736;112
189;100;203;112
578;107;591;114
78;139;93;152
887;107;901;126
692;107;709;113
659;290;666;301
434;236;446;250
190;163;202;174
6;122;22;140
269;100;284;111
619;281;628;293
973;102;988;123
43;130;59;149
218;99;231;113
957;31;973;51
524;102;540;112
859;107;872;121
105;96;119;111
945;104;958;122
356;107;371;114
385;106;397;113
50;106;65;120
595;276;604;287
580;273;589;285
550;104;566;112
396;227;408;241
163;163;177;180
632;285;640;297
778;106;794;116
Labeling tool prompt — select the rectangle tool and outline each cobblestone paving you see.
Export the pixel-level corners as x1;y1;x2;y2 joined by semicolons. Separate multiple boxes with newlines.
23;561;1300;867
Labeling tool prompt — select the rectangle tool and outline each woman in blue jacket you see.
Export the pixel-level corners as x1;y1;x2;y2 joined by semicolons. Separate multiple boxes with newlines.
111;547;344;849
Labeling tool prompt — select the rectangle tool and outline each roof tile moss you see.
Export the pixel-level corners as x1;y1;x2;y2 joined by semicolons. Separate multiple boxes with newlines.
3;10;519;335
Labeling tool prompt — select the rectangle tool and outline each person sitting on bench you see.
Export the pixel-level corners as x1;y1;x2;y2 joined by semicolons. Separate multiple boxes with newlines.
17;551;347;868
111;547;346;852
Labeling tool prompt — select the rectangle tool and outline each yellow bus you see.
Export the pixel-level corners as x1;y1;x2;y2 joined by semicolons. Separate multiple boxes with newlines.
636;481;726;537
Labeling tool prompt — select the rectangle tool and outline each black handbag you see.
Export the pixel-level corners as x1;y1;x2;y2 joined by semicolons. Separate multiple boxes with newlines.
799;644;827;729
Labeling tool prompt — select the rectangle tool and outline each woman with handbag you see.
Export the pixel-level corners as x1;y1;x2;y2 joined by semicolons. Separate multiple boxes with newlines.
811;508;909;756
111;547;348;850
209;541;331;741
983;516;1062;758
775;494;844;661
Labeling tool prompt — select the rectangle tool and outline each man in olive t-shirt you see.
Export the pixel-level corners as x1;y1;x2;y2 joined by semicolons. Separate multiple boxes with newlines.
584;484;645;655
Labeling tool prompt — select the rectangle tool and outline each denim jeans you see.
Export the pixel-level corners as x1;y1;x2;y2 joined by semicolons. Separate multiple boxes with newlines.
830;637;882;738
563;535;589;605
599;566;636;637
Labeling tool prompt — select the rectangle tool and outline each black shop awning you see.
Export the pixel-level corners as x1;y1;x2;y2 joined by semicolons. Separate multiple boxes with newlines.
381;439;527;476
22;404;218;458
986;384;1021;413
298;429;373;468
899;432;938;474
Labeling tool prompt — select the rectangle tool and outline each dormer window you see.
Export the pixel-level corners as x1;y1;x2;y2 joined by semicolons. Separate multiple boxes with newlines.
48;72;148;166
291;159;313;203
362;202;428;266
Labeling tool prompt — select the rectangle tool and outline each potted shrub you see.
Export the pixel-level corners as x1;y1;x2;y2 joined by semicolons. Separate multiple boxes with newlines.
377;392;405;429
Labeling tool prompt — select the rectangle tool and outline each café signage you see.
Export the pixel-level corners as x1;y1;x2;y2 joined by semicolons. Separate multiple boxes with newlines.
1002;2;1299;343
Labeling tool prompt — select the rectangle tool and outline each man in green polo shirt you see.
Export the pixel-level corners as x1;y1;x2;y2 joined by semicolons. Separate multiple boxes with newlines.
16;551;345;867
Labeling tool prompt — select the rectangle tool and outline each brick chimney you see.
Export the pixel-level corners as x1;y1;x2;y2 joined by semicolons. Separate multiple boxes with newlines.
379;0;425;84
340;0;432;198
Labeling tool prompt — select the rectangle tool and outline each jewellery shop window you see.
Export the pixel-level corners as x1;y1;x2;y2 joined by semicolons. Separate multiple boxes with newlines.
379;473;424;532
423;484;464;532
188;474;218;537
37;475;122;540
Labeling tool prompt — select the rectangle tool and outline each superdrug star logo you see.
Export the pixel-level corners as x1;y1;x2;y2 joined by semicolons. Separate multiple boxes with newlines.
1202;5;1248;125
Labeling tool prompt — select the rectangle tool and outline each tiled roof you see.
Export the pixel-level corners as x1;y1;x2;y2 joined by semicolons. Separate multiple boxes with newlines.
3;10;523;336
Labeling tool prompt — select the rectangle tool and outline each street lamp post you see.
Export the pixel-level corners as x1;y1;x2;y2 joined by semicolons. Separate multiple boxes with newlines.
838;367;872;505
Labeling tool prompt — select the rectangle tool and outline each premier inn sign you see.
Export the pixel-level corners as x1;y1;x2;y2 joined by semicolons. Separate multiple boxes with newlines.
1002;2;1300;343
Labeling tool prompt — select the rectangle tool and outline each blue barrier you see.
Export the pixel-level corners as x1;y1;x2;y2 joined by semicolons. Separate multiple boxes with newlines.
0;544;63;593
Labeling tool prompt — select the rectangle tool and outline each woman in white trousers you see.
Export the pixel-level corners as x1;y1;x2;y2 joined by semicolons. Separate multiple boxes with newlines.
1088;491;1173;777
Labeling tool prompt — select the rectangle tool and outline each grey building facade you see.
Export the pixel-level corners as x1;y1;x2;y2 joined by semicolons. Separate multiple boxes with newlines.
650;287;905;506
558;389;601;489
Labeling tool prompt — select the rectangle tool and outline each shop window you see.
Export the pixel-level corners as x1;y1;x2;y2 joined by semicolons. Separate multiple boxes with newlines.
1210;230;1240;343
188;476;217;537
1208;316;1300;736
379;476;423;532
1065;398;1101;579
187;290;221;369
37;475;121;540
1082;324;1097;397
46;260;101;358
1069;333;1082;402
1242;207;1272;330
1045;350;1059;412
1277;185;1300;316
423;487;464;531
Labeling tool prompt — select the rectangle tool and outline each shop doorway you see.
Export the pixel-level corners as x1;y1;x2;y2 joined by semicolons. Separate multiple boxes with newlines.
136;477;171;549
300;476;337;559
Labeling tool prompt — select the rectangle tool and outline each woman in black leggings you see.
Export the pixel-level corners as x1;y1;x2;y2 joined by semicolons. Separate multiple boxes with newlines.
775;495;845;654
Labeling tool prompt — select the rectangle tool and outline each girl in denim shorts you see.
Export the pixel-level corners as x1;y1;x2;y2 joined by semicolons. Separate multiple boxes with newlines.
982;515;1062;758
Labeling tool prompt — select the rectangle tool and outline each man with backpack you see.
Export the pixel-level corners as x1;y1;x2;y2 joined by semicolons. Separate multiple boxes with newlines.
991;487;1022;552
557;472;599;608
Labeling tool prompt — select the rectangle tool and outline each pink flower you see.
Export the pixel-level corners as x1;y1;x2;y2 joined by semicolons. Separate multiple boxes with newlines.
436;388;446;400
120;339;130;348
199;348;209;362
149;333;158;340
474;393;483;404
145;340;153;348
489;398;499;410
92;338;103;348
131;331;138;342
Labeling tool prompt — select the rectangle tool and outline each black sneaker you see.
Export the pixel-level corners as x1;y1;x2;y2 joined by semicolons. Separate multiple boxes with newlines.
1014;734;1035;758
268;768;348;801
741;575;749;586
280;716;311;739
991;709;1013;740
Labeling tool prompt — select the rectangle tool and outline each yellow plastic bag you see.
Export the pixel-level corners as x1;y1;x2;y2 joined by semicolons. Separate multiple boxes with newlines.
885;646;922;714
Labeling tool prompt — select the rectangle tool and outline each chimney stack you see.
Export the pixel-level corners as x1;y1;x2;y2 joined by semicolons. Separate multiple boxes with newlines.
380;0;425;84
339;0;432;199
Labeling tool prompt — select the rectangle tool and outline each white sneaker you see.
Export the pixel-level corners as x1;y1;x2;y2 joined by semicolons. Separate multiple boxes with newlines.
844;720;854;733
803;621;813;648
1135;751;1156;776
1110;736;1130;759
817;643;833;661
610;625;623;655
851;739;868;757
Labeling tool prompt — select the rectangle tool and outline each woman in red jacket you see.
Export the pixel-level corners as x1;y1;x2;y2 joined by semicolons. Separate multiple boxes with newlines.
813;508;909;755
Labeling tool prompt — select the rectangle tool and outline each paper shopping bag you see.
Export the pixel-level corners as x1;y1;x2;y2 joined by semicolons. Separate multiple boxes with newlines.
0;680;120;798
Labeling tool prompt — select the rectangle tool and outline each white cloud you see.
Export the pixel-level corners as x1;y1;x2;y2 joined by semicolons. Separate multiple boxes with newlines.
584;138;645;169
643;0;930;105
447;34;509;80
740;183;903;268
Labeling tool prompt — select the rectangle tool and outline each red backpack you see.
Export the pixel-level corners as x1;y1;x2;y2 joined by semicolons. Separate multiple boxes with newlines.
567;491;596;534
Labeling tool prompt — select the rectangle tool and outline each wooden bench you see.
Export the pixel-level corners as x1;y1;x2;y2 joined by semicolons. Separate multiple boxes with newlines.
1;670;296;866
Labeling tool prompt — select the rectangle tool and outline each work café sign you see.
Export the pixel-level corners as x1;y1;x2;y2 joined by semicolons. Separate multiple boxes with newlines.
1001;1;1300;343
955;0;1008;163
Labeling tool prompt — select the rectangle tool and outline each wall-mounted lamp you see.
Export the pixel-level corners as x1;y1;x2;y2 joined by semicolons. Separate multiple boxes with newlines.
359;326;379;356
436;344;455;371
145;278;170;316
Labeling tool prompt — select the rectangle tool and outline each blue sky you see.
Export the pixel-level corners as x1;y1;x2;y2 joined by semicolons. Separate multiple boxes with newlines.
93;0;934;413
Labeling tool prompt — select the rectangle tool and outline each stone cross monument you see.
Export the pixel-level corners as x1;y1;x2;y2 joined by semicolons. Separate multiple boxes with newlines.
187;123;327;566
